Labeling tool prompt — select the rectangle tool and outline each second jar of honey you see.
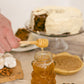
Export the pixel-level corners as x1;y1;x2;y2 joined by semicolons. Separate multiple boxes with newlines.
31;51;56;84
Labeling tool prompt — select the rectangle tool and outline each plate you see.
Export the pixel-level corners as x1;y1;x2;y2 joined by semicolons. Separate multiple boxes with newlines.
12;45;38;52
12;29;38;52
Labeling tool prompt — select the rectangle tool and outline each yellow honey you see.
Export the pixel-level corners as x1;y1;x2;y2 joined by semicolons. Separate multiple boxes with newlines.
31;51;56;84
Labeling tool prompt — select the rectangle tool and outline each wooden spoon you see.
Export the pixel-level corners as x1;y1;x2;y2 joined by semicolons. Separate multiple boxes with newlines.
20;38;49;48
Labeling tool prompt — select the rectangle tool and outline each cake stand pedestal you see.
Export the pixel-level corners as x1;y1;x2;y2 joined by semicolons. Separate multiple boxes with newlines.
47;38;68;53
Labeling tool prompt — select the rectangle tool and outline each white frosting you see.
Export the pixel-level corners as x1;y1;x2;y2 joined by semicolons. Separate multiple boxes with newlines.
4;56;16;68
0;53;17;69
32;9;47;15
0;57;4;69
45;13;83;34
30;6;83;35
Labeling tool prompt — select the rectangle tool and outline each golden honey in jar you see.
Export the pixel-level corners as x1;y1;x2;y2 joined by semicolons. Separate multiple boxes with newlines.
31;51;56;84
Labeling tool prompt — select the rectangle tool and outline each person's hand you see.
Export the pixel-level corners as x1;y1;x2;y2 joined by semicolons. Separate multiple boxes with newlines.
0;13;20;53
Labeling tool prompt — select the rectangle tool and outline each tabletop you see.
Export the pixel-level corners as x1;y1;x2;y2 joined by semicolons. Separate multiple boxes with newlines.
3;33;84;84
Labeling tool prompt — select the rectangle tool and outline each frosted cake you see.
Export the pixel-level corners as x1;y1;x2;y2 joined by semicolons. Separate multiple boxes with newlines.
29;7;83;35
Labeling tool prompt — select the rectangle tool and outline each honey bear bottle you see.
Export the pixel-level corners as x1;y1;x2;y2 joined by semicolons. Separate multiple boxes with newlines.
31;51;56;84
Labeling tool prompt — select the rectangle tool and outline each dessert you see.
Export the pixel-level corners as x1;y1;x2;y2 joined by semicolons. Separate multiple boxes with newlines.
0;67;13;76
0;53;24;83
0;60;23;83
4;56;16;68
29;7;83;35
53;52;84;75
3;53;17;68
0;53;17;74
15;28;30;41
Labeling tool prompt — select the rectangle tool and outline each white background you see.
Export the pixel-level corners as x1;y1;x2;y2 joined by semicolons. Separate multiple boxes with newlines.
0;0;84;32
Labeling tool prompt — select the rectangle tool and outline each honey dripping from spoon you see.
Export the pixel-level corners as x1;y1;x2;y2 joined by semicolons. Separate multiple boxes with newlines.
35;39;48;51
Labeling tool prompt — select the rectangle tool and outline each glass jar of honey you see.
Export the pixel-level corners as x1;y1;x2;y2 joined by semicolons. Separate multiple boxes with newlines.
31;51;56;84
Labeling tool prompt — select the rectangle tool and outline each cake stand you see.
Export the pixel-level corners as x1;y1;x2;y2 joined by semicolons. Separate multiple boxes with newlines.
26;26;84;53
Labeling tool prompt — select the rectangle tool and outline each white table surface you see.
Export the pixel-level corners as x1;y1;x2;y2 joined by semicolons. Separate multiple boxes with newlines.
3;33;84;84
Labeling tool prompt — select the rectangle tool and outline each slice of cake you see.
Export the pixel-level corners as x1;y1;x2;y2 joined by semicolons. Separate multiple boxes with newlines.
0;53;24;83
29;7;83;35
0;60;24;83
15;28;30;41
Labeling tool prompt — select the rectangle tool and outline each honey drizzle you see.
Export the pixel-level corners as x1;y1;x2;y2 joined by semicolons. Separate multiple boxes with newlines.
41;48;44;51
